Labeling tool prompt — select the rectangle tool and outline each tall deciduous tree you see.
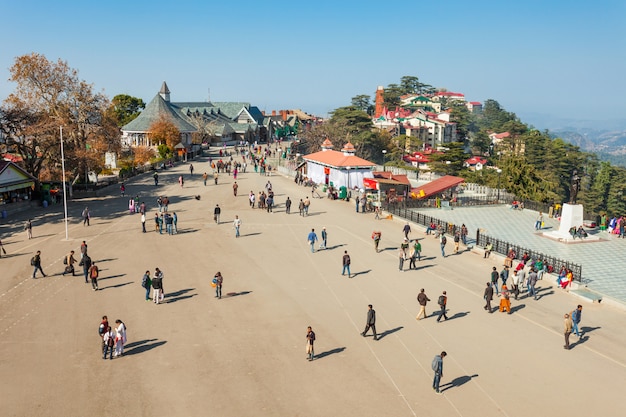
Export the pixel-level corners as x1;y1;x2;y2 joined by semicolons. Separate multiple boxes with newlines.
3;53;120;185
149;115;180;149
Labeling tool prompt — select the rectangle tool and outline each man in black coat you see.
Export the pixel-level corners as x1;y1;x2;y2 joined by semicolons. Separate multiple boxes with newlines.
361;304;378;340
484;282;494;313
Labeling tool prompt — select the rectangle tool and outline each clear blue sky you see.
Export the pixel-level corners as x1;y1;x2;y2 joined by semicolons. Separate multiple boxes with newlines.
2;0;625;128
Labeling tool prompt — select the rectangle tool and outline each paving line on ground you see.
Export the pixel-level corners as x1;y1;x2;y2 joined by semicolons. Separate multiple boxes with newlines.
288;223;418;417
340;226;512;417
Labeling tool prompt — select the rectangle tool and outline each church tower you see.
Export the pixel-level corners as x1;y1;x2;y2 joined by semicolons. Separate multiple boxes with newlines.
374;86;384;118
159;81;170;102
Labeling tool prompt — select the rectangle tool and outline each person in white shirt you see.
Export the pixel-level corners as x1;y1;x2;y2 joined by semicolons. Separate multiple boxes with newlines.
233;215;242;238
114;319;127;357
103;328;115;360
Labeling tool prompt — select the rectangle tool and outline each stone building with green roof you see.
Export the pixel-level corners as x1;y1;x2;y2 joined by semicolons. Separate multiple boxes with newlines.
121;82;273;148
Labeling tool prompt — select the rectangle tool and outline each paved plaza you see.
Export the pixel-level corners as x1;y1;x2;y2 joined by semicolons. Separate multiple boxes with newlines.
1;157;626;417
409;205;626;306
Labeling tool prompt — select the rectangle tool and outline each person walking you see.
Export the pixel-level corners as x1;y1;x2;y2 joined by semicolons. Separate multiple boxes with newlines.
432;351;447;394
306;326;316;361
0;238;4;258
80;240;88;259
400;238;409;259
25;219;33;239
89;261;99;291
62;250;77;276
298;199;305;216
570;305;583;338
285;196;291;214
320;227;327;250
203;172;208;186
214;204;221;224
303;197;310;216
436;291;448;322
214;172;219;185
233;215;241;238
439;234;447;257
31;250;46;278
172;212;178;234
398;249;405;271
409;240;422;269
490;267;500;296
214;272;223;299
372;231;382;253
141;213;146;233
461;224;468;245
233;181;238;196
189;163;194;176
79;254;92;283
361;304;378;340
102;327;115;360
153;172;159;186
564;313;573;350
141;270;152;301
82;207;90;226
249;191;256;208
453;231;460;253
307;229;318;253
528;268;538;300
416;288;430;320
403;222;411;240
484;282;494;312
499;285;512;314
535;212;543;230
342;250;351;278
152;269;163;304
178;175;184;188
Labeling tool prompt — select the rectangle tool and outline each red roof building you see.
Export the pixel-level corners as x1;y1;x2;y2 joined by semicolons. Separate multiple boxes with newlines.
302;141;375;189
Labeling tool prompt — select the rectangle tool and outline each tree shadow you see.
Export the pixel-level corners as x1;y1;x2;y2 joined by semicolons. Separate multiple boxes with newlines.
314;347;346;360
123;340;167;356
510;304;526;313
350;269;371;278
446;311;470;321
100;281;133;290
98;274;127;281
225;290;252;298
377;326;403;340
440;374;479;392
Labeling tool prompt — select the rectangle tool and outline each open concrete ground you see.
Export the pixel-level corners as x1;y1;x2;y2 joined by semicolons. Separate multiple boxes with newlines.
1;157;625;417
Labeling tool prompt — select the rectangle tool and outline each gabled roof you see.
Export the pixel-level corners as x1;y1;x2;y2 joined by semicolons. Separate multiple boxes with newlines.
490;132;511;139
0;161;37;192
122;94;196;133
411;175;465;199
469;101;482;105
303;149;376;169
372;171;411;186
465;156;488;165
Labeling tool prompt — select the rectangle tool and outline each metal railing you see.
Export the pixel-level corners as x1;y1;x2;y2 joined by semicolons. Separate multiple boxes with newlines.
384;204;583;283
475;231;582;282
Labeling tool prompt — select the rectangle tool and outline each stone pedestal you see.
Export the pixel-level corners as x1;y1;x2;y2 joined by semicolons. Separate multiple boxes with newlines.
543;204;599;243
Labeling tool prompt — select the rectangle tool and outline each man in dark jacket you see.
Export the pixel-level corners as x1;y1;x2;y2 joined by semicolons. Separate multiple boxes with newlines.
361;304;378;340
80;254;92;284
484;282;494;313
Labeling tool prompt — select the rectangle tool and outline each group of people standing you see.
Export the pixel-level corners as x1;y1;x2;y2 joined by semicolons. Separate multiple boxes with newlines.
99;316;127;360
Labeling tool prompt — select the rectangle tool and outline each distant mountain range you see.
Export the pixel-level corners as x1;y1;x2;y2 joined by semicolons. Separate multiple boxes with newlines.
519;113;626;166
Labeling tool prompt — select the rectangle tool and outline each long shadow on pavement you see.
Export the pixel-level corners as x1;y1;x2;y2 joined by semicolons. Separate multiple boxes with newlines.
377;326;403;340
123;340;167;356
98;274;127;281
315;347;346;360
350;269;371;278
99;281;133;290
225;290;252;298
166;288;195;298
125;339;157;349
166;294;197;303
440;374;479;392
510;304;526;313
446;311;470;321
324;244;345;250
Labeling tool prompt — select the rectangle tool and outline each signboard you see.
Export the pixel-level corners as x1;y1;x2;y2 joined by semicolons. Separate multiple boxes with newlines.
363;178;378;190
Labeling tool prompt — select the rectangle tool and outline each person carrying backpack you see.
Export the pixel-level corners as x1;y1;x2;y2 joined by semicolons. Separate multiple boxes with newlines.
31;251;46;279
89;262;99;291
436;291;448;322
142;270;152;301
102;327;115;360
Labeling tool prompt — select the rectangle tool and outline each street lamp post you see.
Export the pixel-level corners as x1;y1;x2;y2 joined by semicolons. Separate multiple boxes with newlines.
496;168;502;203
60;126;69;240
382;150;387;172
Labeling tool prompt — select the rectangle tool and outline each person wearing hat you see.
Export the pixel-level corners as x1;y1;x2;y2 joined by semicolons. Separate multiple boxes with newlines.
320;227;327;250
400;238;409;260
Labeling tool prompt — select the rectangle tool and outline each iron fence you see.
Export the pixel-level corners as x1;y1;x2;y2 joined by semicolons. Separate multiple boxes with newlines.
384;204;583;283
475;231;582;282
